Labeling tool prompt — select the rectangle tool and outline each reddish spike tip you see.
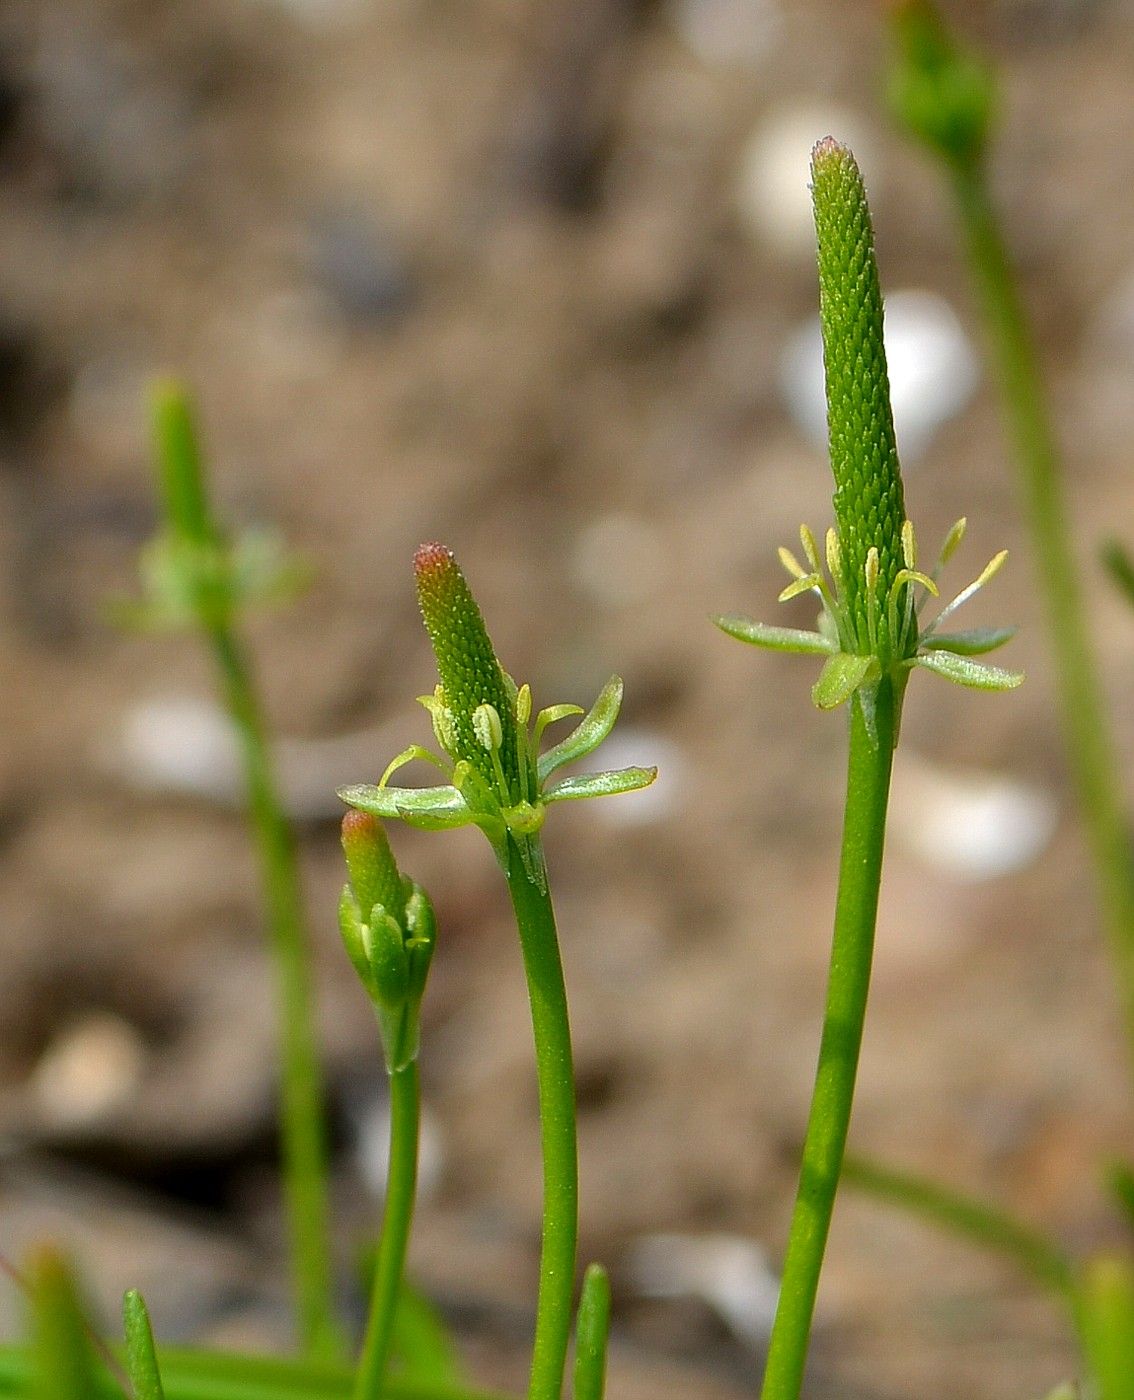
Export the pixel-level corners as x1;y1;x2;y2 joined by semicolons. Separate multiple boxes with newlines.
413;541;456;579
811;135;856;168
341;809;380;844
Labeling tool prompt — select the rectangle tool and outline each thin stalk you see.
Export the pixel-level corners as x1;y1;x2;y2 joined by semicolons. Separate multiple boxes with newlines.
760;678;896;1400
950;162;1134;1053
504;839;578;1400
354;1062;421;1400
842;1155;1076;1301
207;624;338;1359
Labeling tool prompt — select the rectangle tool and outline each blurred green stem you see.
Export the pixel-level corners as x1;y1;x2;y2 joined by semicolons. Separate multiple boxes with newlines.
950;162;1134;1054
354;1063;420;1400
760;679;896;1400
505;840;578;1400
208;623;338;1358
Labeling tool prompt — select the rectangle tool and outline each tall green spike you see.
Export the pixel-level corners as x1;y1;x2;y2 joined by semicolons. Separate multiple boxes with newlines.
811;138;908;660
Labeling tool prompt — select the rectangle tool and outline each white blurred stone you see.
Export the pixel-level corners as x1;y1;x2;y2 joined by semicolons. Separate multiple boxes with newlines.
780;289;979;464
891;755;1058;881
670;0;781;67
581;730;681;827
626;1232;780;1346
99;696;403;820
32;1015;147;1130
355;1092;444;1203
736;107;873;257
570;514;666;608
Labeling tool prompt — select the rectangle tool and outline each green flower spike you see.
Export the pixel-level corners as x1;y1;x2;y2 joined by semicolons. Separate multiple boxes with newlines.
715;140;1021;741
113;381;310;632
339;810;435;1073
338;543;656;888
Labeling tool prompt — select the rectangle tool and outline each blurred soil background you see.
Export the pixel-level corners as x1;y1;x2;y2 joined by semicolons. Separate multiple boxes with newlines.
1;0;1133;1395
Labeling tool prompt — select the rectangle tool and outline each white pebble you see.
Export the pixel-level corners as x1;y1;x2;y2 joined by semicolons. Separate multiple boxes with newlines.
570;514;666;609
780;289;979;464
670;0;781;67
626;1232;780;1347
891;755;1058;881
736;107;873;257
32;1015;147;1130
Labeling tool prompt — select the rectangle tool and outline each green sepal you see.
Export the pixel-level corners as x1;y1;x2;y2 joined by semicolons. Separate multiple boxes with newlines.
123;1289;166;1400
537;676;624;784
713;616;835;654
543;767;657;803
366;908;411;1011
811;652;877;710
338;784;474;831
911;650;1023;690
403;885;437;1002
338;885;375;995
921;626;1016;655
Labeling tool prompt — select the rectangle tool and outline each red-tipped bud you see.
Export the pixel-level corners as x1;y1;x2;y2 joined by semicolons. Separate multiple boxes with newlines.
341;810;405;925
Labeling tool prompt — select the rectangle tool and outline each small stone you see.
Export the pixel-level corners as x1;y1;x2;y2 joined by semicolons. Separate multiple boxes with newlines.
570;514;666;608
670;0;781;68
626;1232;780;1346
32;1014;147;1130
780;289;978;464
890;754;1058;882
736;107;873;257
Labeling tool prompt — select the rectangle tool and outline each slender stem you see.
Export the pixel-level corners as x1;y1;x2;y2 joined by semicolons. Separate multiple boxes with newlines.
0;1344;515;1400
354;1062;421;1400
207;625;338;1359
950;162;1134;1054
842;1155;1076;1301
504;840;578;1400
760;678;896;1400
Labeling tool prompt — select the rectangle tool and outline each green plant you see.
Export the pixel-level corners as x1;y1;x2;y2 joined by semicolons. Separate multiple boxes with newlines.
121;384;338;1359
716;138;1018;1400
889;0;1134;1059
340;542;652;1400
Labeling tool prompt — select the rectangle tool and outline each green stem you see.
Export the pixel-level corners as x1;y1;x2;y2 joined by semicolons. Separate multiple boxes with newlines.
207;625;338;1359
760;679;896;1400
842;1155;1076;1301
504;841;578;1400
354;1062;421;1400
950;161;1134;1054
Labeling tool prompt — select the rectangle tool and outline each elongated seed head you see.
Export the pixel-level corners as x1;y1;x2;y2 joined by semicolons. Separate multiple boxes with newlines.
414;543;518;790
811;138;908;656
341;810;406;926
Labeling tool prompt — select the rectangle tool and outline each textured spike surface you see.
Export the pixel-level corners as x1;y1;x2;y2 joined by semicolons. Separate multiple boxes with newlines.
811;139;908;656
413;543;518;788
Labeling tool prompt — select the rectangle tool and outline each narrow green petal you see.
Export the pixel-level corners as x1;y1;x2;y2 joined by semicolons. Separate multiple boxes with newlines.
912;650;1024;690
811;652;875;710
537;676;624;784
713;616;835;654
338;784;474;828
543;767;658;803
920;626;1016;656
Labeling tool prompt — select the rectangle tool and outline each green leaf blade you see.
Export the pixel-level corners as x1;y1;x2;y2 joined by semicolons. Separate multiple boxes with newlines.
912;650;1024;690
338;784;474;830
537;676;625;784
811;653;874;710
921;626;1016;656
713;616;834;654
543;767;657;803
